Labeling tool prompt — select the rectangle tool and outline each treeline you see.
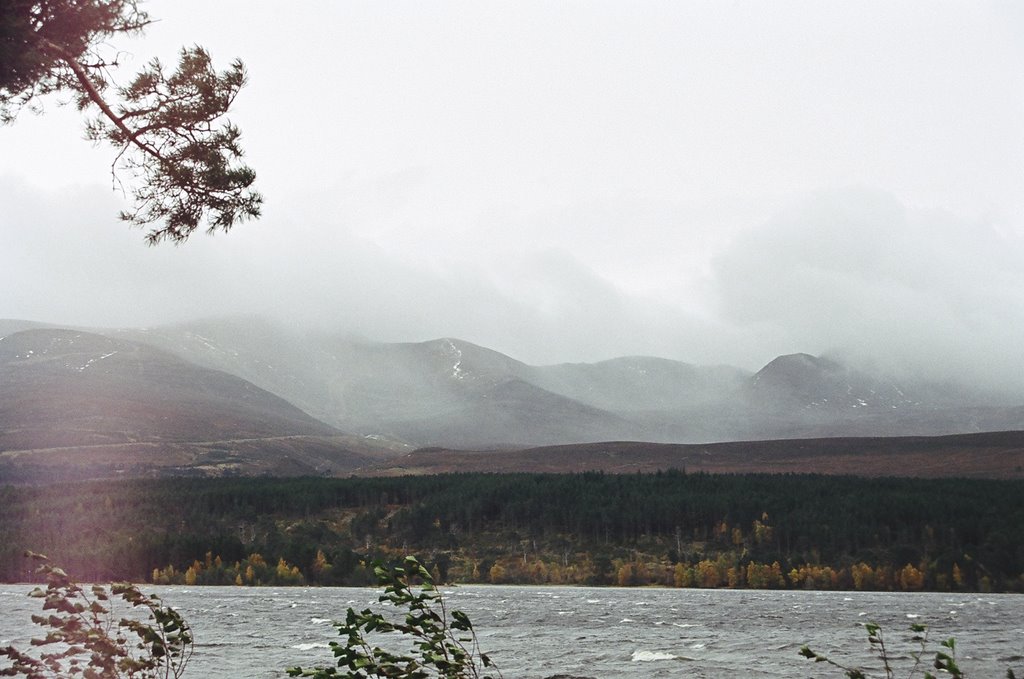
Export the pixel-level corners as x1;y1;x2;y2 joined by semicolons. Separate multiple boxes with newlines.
1;471;1021;591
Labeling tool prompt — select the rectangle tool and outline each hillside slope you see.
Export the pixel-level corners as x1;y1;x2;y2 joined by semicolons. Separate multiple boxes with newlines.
0;328;341;450
0;328;384;481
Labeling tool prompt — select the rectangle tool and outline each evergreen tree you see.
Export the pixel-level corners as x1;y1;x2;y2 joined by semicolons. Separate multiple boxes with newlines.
0;0;261;242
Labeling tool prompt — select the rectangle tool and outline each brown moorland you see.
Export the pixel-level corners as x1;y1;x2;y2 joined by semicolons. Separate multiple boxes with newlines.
367;430;1024;479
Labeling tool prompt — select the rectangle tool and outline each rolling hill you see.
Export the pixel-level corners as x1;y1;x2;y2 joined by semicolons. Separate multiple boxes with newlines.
0;328;381;481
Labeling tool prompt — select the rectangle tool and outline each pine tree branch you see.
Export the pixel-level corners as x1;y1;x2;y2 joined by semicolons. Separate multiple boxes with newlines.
38;38;163;162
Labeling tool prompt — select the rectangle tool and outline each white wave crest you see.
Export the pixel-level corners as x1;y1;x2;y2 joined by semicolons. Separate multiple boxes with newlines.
292;642;330;651
631;650;679;662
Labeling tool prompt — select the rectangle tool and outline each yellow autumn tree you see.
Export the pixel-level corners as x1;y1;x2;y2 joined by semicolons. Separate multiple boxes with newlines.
488;563;507;584
851;562;875;591
899;563;925;591
674;562;694;588
952;563;965;589
696;560;721;588
617;563;636;587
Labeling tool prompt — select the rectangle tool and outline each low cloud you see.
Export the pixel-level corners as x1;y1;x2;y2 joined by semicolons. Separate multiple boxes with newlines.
0;178;720;365
712;188;1024;390
4;178;1024;392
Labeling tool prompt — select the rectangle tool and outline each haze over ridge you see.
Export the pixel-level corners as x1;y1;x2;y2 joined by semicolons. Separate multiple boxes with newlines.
2;2;1022;396
5;320;1023;457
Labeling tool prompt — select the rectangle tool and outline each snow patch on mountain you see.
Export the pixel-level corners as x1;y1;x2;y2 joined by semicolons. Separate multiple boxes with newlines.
77;351;118;371
443;339;467;380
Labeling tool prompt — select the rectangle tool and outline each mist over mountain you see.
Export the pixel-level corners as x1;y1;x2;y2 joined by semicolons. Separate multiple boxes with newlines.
119;321;638;447
107;317;1024;447
3;317;1023;482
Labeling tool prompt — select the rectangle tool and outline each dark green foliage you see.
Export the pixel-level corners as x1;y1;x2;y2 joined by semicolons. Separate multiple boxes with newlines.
0;472;1021;590
0;0;260;243
799;622;1017;679
0;552;192;678
0;1;149;119
287;556;497;679
86;46;261;243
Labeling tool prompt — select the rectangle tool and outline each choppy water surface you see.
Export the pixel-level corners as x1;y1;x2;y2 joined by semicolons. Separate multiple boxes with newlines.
2;585;1022;677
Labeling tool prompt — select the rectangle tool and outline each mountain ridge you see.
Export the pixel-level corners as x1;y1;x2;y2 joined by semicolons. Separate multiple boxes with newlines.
3;318;1024;476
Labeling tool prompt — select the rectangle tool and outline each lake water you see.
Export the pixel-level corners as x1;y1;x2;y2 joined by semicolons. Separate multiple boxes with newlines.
2;585;1022;678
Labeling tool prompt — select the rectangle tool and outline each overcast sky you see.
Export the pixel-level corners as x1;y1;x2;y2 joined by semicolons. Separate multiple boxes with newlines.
2;1;1023;386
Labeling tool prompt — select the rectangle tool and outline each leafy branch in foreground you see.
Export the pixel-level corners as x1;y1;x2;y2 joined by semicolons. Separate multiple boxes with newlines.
801;622;1020;679
0;551;192;679
287;555;499;679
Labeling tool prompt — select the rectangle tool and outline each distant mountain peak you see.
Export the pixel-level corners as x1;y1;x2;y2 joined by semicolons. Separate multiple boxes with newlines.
749;352;911;410
753;352;842;383
438;338;469;380
415;337;529;384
